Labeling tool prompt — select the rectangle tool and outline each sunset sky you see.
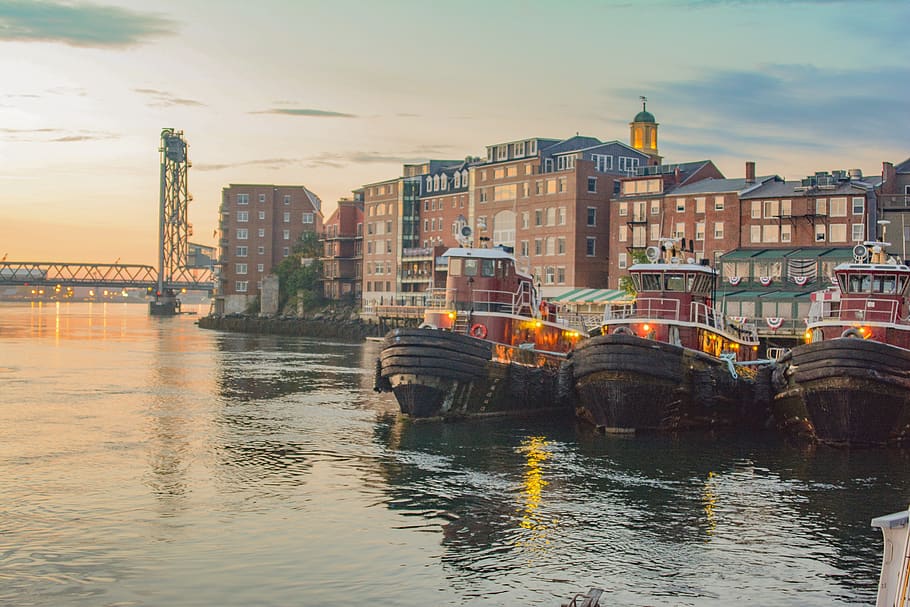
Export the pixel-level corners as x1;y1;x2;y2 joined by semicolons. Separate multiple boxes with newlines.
1;0;908;266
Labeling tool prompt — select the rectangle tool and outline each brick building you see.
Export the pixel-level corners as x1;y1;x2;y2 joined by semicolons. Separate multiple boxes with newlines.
217;184;323;314
320;195;363;303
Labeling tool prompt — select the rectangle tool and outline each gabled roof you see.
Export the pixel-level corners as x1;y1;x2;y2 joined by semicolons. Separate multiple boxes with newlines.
541;136;604;156
894;157;910;173
740;177;870;199
667;175;778;196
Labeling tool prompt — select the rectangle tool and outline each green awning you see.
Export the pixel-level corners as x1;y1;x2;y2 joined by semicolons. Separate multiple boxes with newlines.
757;290;815;300
549;288;632;304
720;249;765;260
719;290;765;299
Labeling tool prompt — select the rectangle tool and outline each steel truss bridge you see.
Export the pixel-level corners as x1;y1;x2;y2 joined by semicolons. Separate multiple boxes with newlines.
0;129;214;299
0;262;211;291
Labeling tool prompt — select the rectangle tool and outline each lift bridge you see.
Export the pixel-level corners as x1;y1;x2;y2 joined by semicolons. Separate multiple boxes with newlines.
0;129;214;315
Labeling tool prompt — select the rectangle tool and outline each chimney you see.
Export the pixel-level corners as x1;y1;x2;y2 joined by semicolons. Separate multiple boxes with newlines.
745;161;756;183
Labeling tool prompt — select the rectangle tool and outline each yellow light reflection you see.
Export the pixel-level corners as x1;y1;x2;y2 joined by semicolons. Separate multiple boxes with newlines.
703;471;717;536
515;436;557;553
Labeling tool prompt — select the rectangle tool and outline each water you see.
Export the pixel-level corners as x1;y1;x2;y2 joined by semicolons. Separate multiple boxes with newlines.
1;302;908;606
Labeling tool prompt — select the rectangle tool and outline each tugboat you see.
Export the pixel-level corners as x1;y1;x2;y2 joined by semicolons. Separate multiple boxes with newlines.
565;238;762;433
374;242;587;419
771;237;910;446
872;505;910;606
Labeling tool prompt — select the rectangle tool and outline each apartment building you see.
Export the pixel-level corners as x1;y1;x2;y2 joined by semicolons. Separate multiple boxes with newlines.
879;159;910;261
217;184;323;314
320;195;363;302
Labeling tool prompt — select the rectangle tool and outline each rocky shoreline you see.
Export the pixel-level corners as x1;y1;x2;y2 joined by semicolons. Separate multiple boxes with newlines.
196;313;416;341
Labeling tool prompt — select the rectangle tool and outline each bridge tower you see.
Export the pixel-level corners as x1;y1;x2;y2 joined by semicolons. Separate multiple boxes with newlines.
150;128;191;315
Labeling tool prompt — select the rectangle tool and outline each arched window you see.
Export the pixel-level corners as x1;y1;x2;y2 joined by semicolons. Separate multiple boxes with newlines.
440;174;447;190
462;169;469;185
426;176;432;191
433;175;440;190
454;171;461;188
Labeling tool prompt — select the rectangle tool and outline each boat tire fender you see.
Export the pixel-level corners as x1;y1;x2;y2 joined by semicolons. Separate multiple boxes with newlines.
841;327;862;339
470;323;488;339
611;326;634;336
419;323;436;330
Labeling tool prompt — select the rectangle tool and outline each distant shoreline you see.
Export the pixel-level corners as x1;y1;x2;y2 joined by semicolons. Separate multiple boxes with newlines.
197;314;415;341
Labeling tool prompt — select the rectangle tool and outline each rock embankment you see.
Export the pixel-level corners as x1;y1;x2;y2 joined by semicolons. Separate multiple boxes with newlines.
197;314;416;340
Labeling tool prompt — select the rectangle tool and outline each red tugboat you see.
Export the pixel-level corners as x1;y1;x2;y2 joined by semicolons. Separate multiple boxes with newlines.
565;239;762;433
771;239;910;446
375;245;587;419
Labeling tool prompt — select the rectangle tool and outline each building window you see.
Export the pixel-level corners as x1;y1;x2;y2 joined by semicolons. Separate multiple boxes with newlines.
237;211;249;222
257;264;264;272
586;237;596;256
695;222;705;241
283;211;291;223
586;207;596;227
283;230;290;240
545;266;555;284
258;211;266;220
284;195;291;205
780;199;792;217
852;223;865;241
714;222;724;239
535;209;543;227
257;246;265;254
650;223;660;240
522;211;529;229
557;237;566;254
830;223;847;242
816;198;827;215
520;240;529;256
302;212;314;224
674;222;685;239
781;224;792;242
479;190;488;203
619;202;628;217
815;224;826;242
558;207;566;225
762;200;778;218
750;225;761;243
237;193;249;205
236;246;248;257
762;224;779;243
852;197;865;215
546;207;556;226
259;193;266;203
618;253;628;269
714;196;725;211
237;228;248;240
587;177;597;193
618;225;627;242
236;281;248;292
676;198;685;213
557;266;565;283
258;228;265;237
592;154;612;172
751;201;761;219
283;247;290;257
558;177;567;193
534;239;542;255
695;198;705;214
236;263;247;274
830;197;847;217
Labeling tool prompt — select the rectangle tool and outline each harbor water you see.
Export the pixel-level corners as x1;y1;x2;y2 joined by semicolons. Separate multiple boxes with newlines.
2;302;908;606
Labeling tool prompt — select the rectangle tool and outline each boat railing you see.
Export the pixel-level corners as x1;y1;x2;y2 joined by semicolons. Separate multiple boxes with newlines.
834;298;901;324
604;297;680;323
425;286;531;315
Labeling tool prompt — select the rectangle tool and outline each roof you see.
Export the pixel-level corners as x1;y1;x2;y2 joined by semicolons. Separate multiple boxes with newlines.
633;110;656;123
720;247;855;261
740;177;871;199
441;247;514;260
667;175;778;196
720;289;815;300
541;136;605;156
547;287;632;304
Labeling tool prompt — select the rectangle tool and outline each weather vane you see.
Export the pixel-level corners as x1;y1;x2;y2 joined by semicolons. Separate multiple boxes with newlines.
640;95;647;110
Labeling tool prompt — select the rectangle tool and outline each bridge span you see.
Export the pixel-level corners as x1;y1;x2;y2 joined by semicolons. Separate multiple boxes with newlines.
0;261;211;292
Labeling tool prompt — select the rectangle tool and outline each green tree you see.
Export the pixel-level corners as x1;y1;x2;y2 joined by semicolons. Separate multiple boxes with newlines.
273;231;324;313
618;250;651;296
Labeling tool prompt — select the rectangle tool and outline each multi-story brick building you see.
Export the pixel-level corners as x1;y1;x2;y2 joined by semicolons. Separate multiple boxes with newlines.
217;184;323;314
320;195;363;303
879;159;910;260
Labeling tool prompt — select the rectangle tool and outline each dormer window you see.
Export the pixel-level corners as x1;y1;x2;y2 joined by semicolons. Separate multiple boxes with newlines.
440;174;447;190
433;175;440;190
454;172;461;188
462;169;469;184
426;176;432;191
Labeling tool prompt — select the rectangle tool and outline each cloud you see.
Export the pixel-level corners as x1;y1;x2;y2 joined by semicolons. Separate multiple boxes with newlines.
621;63;910;158
0;0;177;48
193;158;303;172
133;88;204;107
252;108;357;118
0;127;117;142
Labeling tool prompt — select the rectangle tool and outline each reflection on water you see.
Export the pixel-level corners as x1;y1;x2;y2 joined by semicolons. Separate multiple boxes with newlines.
1;302;908;606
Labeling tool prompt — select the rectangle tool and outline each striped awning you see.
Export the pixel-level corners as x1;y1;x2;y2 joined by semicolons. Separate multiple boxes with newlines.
547;287;632;304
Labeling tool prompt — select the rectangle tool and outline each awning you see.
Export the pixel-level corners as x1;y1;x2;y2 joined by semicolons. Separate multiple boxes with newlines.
548;287;632;304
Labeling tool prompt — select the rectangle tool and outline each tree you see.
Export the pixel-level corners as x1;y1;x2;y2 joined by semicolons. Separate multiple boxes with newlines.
618;250;650;296
273;231;324;313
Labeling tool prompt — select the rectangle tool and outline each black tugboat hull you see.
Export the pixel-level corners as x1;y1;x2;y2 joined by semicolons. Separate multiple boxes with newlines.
772;338;910;446
375;328;568;420
567;333;760;433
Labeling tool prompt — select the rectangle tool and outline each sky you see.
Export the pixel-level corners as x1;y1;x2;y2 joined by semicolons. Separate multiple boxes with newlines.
1;0;909;266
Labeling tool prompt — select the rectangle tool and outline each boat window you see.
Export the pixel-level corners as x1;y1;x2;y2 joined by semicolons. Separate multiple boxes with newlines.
899;276;909;295
664;273;686;292
640;274;661;291
449;258;462;277
837;274;848;293
873;275;897;294
463;259;478;277
482;259;495;277
847;274;871;293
